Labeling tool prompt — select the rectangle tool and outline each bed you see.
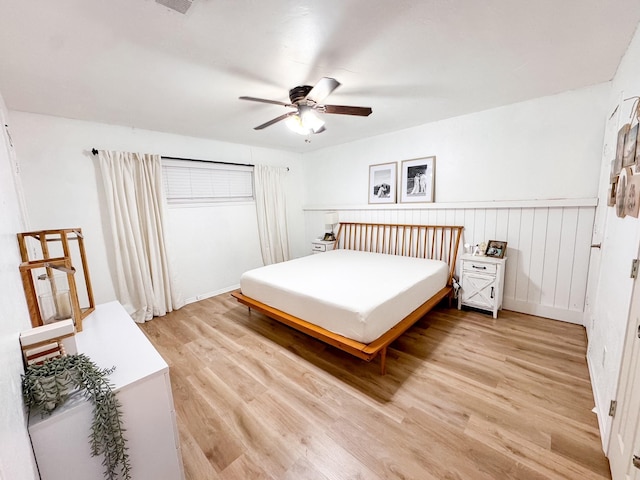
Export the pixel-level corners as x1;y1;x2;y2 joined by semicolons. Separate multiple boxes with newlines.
231;222;463;374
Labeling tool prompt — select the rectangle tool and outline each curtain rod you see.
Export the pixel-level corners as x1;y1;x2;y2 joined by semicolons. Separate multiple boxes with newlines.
91;149;288;170
162;155;255;168
91;149;254;168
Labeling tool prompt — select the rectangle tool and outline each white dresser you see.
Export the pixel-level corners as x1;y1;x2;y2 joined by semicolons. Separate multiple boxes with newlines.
28;301;184;480
457;254;507;318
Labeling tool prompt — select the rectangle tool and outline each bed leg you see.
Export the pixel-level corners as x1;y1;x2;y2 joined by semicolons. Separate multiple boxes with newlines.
380;347;387;375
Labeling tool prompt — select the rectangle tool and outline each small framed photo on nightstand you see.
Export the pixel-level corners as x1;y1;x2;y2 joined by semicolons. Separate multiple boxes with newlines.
485;240;507;258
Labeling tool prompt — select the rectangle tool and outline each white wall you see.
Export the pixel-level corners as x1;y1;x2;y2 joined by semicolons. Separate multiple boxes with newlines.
9;112;305;306
302;84;609;206
586;22;640;450
301;85;609;322
0;95;39;479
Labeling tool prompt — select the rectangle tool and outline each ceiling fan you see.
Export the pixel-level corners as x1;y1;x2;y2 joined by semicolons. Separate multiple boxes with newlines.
239;77;372;135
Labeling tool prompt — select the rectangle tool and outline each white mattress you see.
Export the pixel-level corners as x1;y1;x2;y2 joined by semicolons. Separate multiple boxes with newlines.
240;249;448;343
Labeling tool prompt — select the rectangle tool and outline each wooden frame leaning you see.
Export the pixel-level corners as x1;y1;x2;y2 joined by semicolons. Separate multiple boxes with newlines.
485;240;507;258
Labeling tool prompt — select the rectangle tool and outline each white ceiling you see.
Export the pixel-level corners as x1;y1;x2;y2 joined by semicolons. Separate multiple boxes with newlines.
1;0;639;153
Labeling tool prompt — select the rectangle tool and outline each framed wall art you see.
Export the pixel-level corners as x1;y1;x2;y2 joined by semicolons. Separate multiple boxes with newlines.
616;169;628;218
368;162;397;204
625;173;640;218
623;123;638;168
614;124;630;175
485;240;507;259
400;156;435;203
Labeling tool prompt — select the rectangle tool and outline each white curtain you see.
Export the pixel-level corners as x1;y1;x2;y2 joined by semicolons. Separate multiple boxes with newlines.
254;165;291;265
97;150;184;322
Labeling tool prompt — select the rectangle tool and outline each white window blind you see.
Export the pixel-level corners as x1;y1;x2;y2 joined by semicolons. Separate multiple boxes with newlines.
162;158;254;204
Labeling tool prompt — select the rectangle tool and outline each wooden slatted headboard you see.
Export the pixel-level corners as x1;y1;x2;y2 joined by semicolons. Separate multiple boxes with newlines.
334;222;464;285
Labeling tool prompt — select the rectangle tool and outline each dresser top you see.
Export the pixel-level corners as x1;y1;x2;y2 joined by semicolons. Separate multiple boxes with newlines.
28;301;168;427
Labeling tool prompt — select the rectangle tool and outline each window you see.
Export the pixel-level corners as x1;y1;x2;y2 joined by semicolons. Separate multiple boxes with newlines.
161;158;254;205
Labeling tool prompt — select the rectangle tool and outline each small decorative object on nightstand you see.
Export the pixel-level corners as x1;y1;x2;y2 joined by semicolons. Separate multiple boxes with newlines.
311;239;336;254
458;253;506;318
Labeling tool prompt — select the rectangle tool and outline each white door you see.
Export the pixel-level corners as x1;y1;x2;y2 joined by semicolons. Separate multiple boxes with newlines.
609;267;640;480
586;96;640;449
585;100;620;336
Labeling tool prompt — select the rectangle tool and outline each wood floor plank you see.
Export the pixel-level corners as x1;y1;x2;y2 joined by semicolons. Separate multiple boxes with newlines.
295;431;383;480
141;294;611;480
465;415;607;480
176;421;220;480
281;456;331;480
402;406;548;480
325;415;441;480
216;454;275;480
176;376;244;473
550;430;611;478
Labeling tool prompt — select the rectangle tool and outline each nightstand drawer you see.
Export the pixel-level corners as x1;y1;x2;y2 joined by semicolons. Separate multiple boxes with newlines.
311;240;336;254
463;260;497;274
312;243;327;252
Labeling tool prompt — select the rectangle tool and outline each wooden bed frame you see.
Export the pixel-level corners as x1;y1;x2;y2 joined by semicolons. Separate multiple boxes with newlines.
231;222;464;374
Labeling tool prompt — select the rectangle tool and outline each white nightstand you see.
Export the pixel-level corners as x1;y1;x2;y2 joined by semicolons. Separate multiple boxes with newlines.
311;239;336;254
457;253;507;318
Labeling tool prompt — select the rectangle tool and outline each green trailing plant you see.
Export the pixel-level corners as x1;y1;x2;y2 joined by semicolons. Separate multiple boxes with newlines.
22;353;131;480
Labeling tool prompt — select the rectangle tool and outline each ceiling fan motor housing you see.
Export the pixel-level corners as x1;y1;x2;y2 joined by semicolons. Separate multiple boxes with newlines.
289;85;313;104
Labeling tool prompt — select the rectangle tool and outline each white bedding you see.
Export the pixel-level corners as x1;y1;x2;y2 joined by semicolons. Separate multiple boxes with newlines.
240;249;448;343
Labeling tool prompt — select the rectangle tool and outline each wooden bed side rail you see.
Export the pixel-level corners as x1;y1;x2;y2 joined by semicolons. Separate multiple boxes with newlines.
231;290;378;362
335;222;464;284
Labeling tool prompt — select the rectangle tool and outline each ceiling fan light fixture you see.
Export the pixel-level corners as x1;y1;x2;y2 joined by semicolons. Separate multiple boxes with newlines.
285;114;307;135
286;108;325;135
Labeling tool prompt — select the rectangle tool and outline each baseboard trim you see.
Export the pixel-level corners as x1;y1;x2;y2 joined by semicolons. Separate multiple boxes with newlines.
184;284;240;305
502;298;584;325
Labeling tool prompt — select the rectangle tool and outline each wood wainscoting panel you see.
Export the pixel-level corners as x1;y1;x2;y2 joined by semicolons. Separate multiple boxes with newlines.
305;202;596;324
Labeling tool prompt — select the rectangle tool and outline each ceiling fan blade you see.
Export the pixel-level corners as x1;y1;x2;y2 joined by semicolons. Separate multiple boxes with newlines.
322;105;373;116
254;111;297;130
306;77;341;103
239;96;293;107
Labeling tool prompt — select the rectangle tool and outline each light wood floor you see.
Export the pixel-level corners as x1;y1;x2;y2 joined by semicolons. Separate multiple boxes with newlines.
139;294;611;480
